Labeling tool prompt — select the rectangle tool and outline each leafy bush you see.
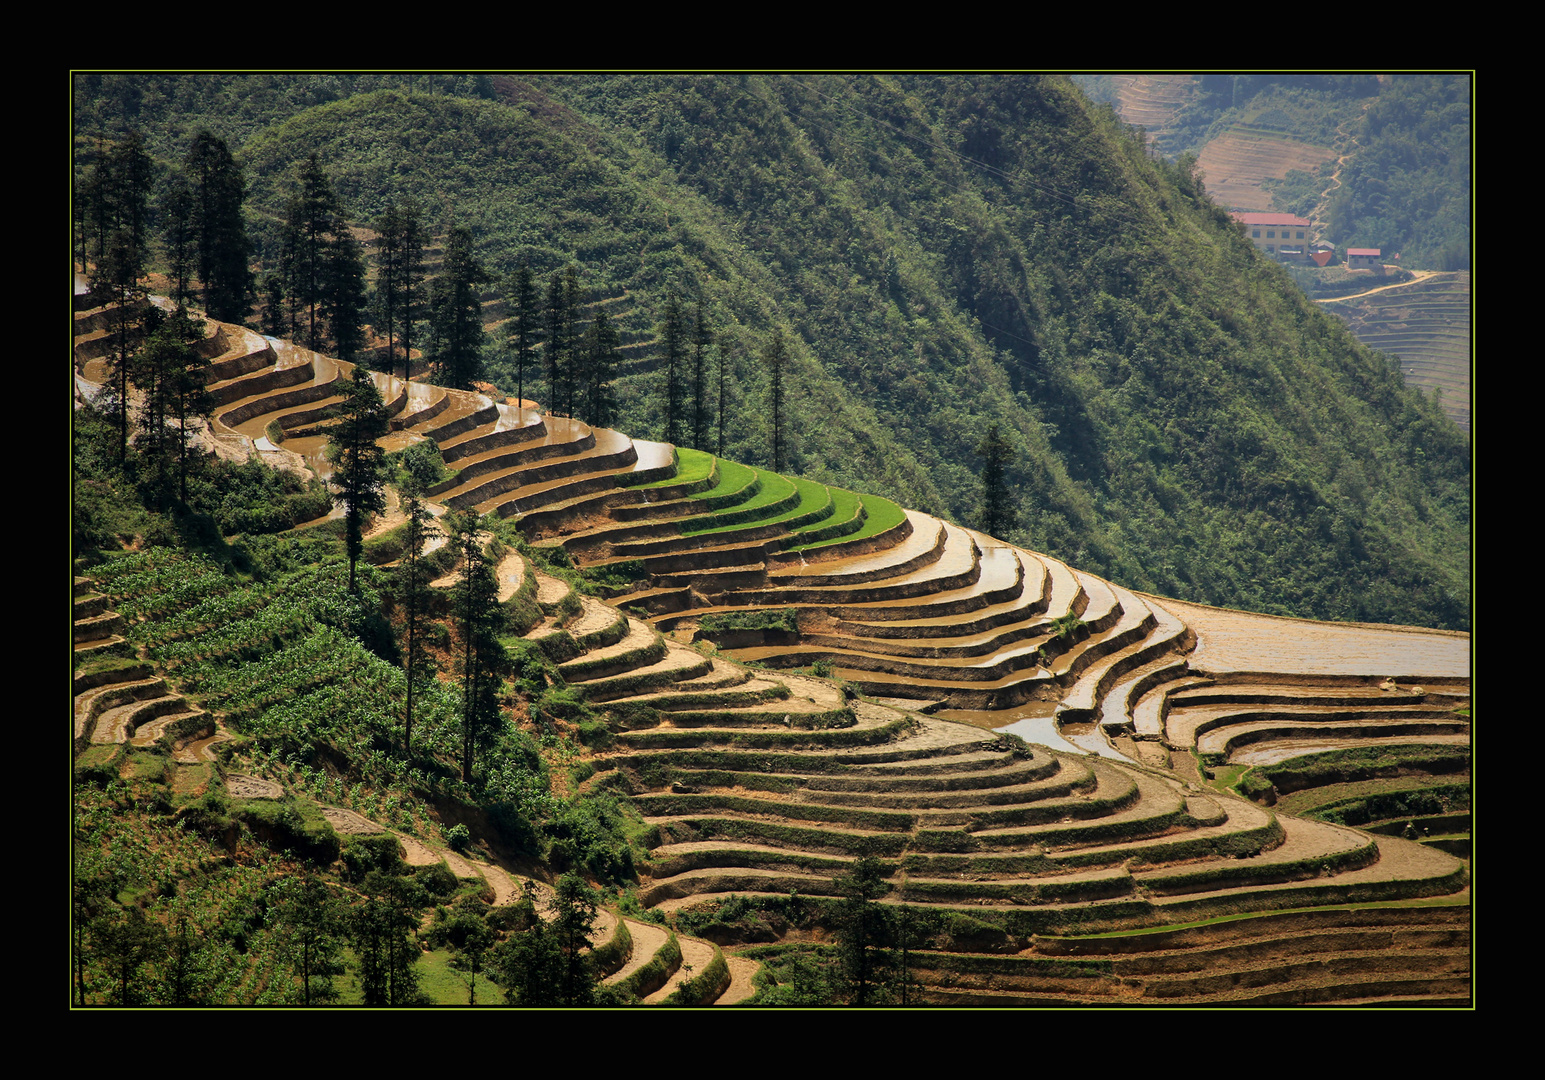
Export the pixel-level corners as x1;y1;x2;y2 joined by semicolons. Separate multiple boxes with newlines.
233;799;341;864
698;608;799;635
546;793;639;885
416;861;460;900
341;832;404;882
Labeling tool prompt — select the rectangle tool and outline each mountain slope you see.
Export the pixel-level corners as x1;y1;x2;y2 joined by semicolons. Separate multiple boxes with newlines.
71;73;1470;630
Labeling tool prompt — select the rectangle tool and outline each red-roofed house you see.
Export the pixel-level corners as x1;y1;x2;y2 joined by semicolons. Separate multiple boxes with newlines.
1346;248;1383;273
1232;212;1312;262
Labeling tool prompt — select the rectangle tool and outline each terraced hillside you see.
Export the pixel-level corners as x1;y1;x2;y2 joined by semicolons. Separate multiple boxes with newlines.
1195;129;1336;213
1108;75;1196;138
73;293;1472;1006
1322;272;1471;433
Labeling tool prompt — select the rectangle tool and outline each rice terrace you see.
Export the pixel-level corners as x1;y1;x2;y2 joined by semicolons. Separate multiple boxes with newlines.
71;73;1471;1008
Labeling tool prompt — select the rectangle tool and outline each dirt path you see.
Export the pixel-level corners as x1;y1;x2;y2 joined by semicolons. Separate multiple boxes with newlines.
1316;270;1438;304
718;956;760;1005
645;934;717;1003
604;918;671;986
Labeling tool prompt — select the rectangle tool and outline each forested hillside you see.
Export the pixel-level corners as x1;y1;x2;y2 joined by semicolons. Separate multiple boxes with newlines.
71;73;1470;630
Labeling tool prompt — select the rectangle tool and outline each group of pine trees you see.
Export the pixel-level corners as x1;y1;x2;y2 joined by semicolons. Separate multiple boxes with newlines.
78;129;253;323
75;133;1013;836
75;133;856;508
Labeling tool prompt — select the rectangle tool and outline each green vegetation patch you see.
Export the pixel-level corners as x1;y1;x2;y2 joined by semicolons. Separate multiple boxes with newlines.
416;947;503;1005
687;459;757;507
684;473;823;536
1255;743;1471;793
1297;782;1470;827
789;492;903;552
680;469;797;534
639;447;714;489
796;486;860;532
698;608;799;635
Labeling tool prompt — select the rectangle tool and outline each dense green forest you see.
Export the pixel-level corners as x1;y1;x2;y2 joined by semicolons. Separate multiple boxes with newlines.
72;73;1469;630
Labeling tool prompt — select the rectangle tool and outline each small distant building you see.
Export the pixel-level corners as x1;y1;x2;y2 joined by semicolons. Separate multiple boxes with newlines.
1346;247;1384;273
1309;244;1335;268
1232;212;1312;262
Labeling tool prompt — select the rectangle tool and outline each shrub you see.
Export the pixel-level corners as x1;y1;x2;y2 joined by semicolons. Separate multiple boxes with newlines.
698;608;799;635
234;800;341;864
417;861;460;899
342;832;404;882
575;718;614;751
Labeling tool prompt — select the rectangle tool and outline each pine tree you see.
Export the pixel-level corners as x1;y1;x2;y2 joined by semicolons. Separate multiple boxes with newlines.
396;452;441;755
135;306;211;508
324;227;368;363
93;228;146;464
504;257;537;408
764;331;789;472
160;172;196;309
184;131;252;324
661;290;685;446
373;201;403;371
157;909;214;1006
451;511;507;783
109;132;155;268
97;905;167;1006
833;852;893;1006
553;872;600;1006
545;270;565;412
495;884;564;1005
353;871;426;1006
260;270;286;337
978;422;1017;540
562;265;581;418
398;202;426;381
327;368;390;592
581;301;619;429
429;226;489;390
287;154;340;350
373;198;426;382
692;299;712;450
271;874;346;1006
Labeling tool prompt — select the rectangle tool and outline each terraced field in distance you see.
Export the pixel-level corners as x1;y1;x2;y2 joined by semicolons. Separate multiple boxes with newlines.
74;289;1472;1007
1195;129;1335;212
1323;271;1471;433
1109;74;1196;134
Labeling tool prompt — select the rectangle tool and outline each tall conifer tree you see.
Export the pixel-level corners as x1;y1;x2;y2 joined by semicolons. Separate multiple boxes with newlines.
692;300;712;450
327;368;390;591
661;290;685;446
978;422;1017;540
184;131;252;323
324;227;367;363
764;331;789;472
504;257;537;408
373;198;426;382
451;511;506;783
428;225;489;390
287;154;339;350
